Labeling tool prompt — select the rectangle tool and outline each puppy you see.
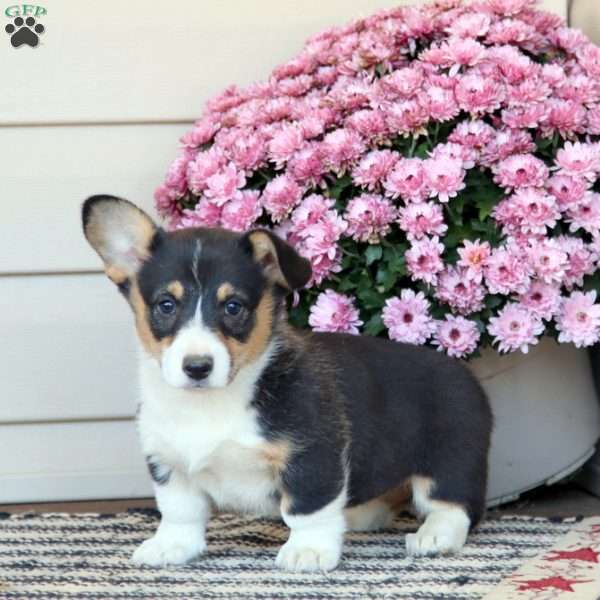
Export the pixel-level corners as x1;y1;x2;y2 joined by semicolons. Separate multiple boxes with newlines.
82;195;492;572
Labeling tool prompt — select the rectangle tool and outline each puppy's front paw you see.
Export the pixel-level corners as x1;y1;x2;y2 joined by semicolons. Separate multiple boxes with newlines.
276;538;341;572
132;533;206;567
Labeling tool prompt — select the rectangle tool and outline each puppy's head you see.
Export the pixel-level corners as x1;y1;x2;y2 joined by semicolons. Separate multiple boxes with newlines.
82;195;311;389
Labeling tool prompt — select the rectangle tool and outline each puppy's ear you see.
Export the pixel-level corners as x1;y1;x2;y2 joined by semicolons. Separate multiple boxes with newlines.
242;229;312;291
82;195;158;286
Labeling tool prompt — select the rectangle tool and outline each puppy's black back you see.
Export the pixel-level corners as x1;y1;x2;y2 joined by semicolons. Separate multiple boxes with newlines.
257;330;492;525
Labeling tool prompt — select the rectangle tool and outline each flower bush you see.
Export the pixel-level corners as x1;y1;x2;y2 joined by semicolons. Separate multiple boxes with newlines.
155;0;600;358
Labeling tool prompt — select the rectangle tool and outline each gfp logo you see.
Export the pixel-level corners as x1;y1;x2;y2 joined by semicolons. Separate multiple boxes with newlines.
5;4;46;47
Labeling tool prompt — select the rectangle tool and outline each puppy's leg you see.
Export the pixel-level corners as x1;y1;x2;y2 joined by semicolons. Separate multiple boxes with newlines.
276;447;347;573
132;468;210;567
277;489;347;572
405;476;470;557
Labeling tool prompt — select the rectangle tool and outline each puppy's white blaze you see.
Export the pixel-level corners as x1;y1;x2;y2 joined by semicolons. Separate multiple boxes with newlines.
277;486;347;572
406;476;470;556
161;300;231;388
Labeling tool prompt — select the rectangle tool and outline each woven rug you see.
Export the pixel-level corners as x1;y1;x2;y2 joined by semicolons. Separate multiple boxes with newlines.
0;510;598;599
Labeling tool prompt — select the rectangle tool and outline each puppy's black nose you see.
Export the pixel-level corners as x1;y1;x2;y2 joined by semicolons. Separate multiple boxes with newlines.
182;355;213;381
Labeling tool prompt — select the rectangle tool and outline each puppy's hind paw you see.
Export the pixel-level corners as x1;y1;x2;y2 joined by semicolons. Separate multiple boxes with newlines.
405;509;469;557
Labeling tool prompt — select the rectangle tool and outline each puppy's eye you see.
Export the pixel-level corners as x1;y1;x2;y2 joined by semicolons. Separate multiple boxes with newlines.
157;298;176;316
224;299;243;316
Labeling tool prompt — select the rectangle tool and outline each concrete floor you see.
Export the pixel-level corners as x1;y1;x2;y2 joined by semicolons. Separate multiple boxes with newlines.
1;482;599;517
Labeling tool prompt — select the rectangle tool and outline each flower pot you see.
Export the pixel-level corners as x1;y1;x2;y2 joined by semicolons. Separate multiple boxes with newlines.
468;337;600;506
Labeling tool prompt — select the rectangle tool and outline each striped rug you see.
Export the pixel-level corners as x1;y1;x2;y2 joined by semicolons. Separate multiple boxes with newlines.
0;510;593;599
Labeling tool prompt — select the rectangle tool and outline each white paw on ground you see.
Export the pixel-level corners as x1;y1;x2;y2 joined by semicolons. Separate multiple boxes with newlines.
132;534;206;567
276;539;342;572
405;510;469;557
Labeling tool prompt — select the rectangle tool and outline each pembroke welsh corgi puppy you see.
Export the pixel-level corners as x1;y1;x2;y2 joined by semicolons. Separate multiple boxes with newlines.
82;194;492;572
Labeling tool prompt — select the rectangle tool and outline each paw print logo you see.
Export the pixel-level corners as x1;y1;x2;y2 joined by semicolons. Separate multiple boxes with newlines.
5;16;45;48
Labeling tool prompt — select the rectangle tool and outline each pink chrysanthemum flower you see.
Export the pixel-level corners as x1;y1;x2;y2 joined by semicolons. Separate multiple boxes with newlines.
261;174;304;222
345;194;397;243
435;266;486;315
384;157;429;202
586;105;600;135
444;38;487;75
480;129;536;166
405;236;445;286
308;289;363;334
204;163;247;206
163;154;189;198
382;290;436;345
556;291;600;348
457;239;491;282
526;240;568;284
424;156;465;202
455;73;504;115
398;201;447;241
187;148;226;193
554;141;600;181
420;85;460;121
501;103;548;130
268;124;305;168
448;120;495;150
446;12;491;39
486;0;537;17
518;280;562;321
432;315;481;358
428;142;477;169
488;303;545;354
176;199;222;229
493;154;549;190
216;128;266;172
180;116;220;148
287;143;326;186
566;191;600;235
322;128;366;172
484;246;532;295
546;173;588;212
493;188;560;237
543;99;586;138
291;194;335;228
220;190;262;232
352;150;399;191
557;235;598;289
345;109;388;139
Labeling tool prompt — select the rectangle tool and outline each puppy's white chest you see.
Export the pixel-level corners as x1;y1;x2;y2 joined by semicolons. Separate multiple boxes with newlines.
138;367;281;516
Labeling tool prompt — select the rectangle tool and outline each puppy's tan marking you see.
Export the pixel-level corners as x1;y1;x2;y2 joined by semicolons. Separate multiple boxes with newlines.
105;265;128;286
129;281;172;358
259;439;292;472
219;292;274;378
381;479;412;512
216;282;234;303
411;476;466;515
247;231;289;289
167;280;185;300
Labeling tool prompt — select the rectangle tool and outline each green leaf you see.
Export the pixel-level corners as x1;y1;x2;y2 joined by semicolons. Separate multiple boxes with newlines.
326;174;353;201
365;245;383;266
376;266;398;291
484;295;503;310
356;287;385;310
583;271;600;293
363;313;385;336
414;141;430;159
